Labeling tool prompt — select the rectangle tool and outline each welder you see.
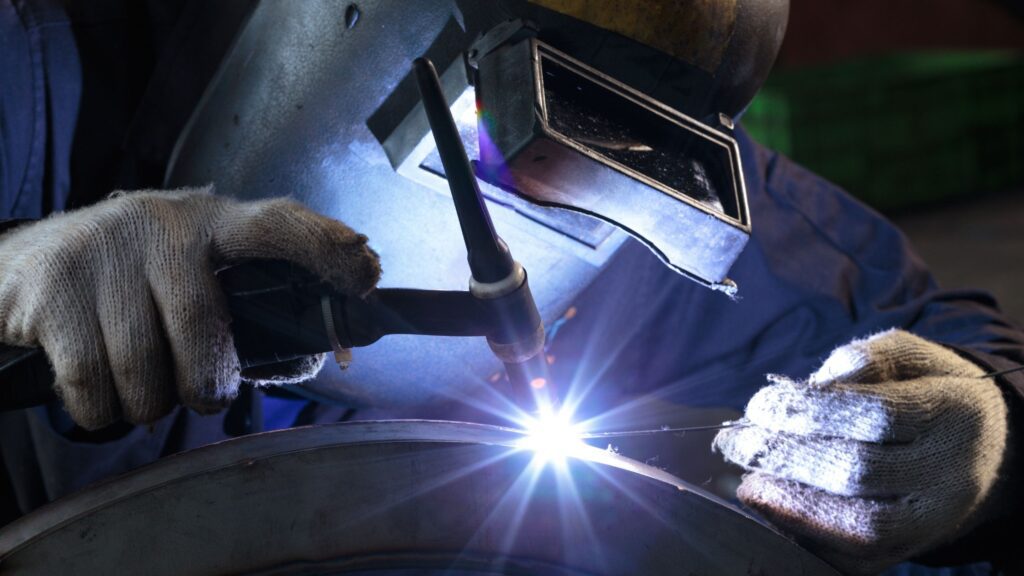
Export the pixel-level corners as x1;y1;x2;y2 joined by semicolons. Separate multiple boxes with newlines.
1;1;1022;575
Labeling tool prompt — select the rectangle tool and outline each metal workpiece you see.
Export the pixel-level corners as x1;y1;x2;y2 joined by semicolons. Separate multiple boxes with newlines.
0;420;840;575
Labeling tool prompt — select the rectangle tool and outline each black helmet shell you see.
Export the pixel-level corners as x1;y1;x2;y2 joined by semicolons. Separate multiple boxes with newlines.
461;0;790;120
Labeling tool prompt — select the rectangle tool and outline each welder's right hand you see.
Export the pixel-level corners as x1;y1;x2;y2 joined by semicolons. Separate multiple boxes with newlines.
0;187;380;430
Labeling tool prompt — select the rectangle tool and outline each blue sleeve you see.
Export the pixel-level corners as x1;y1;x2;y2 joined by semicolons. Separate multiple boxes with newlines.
0;0;80;220
745;128;1024;389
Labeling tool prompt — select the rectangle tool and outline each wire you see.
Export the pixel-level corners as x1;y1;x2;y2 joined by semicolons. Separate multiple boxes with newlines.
980;365;1024;379
578;420;749;439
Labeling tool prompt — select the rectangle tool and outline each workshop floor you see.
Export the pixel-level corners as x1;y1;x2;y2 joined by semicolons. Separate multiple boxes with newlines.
893;190;1024;326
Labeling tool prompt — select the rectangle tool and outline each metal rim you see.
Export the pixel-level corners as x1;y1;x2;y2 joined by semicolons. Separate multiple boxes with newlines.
0;420;839;576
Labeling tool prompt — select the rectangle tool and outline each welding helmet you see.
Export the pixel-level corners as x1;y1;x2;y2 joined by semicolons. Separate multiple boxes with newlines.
466;0;788;287
166;0;789;406
476;0;788;124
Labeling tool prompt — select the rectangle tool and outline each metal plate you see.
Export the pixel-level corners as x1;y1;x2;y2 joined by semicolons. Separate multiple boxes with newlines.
0;421;839;575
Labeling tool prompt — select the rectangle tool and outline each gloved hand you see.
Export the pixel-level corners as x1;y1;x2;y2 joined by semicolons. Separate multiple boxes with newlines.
0;188;380;430
714;329;1010;575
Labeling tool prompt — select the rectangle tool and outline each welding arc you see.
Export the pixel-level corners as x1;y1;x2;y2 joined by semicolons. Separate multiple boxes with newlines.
578;420;749;439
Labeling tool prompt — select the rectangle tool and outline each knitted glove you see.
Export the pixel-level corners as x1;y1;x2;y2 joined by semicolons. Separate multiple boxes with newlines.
714;329;1010;575
0;188;380;430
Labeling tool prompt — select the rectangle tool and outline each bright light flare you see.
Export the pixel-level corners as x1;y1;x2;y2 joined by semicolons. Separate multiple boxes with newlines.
515;406;590;468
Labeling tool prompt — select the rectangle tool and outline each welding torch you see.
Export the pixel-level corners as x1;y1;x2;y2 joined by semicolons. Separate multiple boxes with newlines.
0;57;550;413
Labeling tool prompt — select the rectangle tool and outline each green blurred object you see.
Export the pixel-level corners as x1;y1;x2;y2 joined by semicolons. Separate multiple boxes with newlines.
742;51;1024;212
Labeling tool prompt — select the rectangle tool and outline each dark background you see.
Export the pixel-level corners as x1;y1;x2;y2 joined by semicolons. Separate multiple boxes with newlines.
779;0;1024;67
745;0;1024;323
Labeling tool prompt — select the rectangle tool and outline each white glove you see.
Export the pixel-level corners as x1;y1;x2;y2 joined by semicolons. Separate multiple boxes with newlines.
714;329;1010;575
0;188;380;430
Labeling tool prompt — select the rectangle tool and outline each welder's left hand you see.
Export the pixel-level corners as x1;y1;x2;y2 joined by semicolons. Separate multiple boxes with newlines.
714;329;1011;575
